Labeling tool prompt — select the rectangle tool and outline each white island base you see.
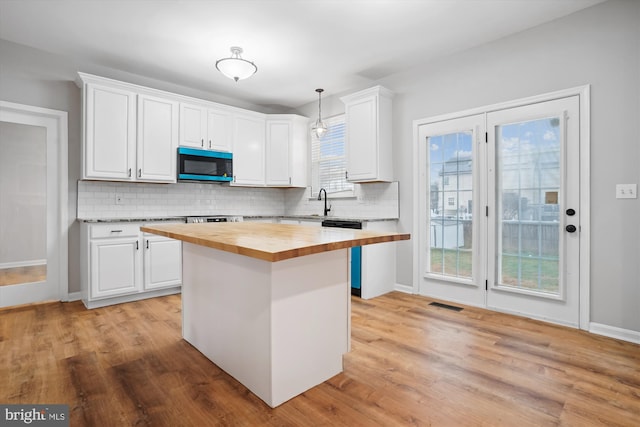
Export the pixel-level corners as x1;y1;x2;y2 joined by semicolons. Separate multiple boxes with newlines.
181;242;350;408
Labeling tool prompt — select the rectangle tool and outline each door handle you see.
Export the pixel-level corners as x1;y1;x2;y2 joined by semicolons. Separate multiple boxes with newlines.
565;224;577;233
566;208;576;216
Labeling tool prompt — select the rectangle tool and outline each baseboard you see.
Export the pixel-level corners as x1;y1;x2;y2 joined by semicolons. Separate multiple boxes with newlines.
0;259;47;269
589;322;640;344
394;283;415;294
66;291;82;302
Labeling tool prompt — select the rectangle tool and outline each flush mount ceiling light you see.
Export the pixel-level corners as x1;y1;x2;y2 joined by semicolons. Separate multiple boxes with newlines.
215;46;257;82
312;88;328;139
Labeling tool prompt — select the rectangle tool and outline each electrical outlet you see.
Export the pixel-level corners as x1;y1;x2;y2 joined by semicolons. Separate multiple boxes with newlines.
115;194;124;204
615;184;637;199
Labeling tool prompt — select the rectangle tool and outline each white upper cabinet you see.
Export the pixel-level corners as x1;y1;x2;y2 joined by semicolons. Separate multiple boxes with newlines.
341;86;394;182
79;73;178;183
266;115;308;187
179;102;232;152
137;94;179;182
179;103;207;149
84;83;137;180
232;113;266;186
207;108;233;152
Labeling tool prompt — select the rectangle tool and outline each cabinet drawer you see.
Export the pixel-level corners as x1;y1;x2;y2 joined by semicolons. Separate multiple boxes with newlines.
90;223;140;239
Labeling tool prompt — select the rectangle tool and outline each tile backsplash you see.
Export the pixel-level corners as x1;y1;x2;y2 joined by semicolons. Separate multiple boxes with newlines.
77;181;399;220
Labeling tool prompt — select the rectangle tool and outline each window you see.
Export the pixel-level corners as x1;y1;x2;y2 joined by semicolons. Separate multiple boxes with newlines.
310;115;354;197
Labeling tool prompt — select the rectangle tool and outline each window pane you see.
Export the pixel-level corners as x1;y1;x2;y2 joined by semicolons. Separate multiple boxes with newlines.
496;117;560;295
427;131;473;280
311;115;353;196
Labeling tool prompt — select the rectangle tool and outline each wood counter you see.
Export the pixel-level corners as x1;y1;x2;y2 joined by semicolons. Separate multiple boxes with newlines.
141;222;410;262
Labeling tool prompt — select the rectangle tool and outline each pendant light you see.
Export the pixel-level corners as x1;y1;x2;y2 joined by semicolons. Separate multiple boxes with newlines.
215;46;257;82
312;88;328;139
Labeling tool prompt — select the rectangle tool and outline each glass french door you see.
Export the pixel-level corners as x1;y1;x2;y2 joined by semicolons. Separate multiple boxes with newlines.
419;95;581;327
487;96;580;327
419;114;486;307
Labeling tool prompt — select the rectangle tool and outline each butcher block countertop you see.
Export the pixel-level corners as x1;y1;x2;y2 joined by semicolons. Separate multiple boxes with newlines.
141;222;410;262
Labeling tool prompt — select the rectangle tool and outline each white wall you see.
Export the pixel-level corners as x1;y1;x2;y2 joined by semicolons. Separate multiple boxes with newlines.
295;0;640;333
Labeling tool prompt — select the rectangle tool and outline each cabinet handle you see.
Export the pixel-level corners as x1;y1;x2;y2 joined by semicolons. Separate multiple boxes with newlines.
345;171;348;179
289;177;292;185
138;168;142;178
110;229;123;233
136;241;139;250
146;239;149;249
128;168;132;178
209;140;212;149
201;138;204;147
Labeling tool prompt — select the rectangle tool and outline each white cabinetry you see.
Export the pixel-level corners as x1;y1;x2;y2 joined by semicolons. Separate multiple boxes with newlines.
81;222;182;309
83;83;136;180
137;94;179;181
89;225;141;299
179;102;232;152
143;232;182;290
266;115;308;187
79;73;179;183
360;220;398;299
232;113;266;186
341;86;394;182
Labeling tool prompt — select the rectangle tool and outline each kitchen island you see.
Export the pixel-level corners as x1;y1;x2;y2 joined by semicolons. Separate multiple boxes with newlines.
140;222;410;407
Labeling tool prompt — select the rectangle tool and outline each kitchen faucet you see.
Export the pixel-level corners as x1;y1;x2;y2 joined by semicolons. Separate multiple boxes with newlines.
317;188;331;216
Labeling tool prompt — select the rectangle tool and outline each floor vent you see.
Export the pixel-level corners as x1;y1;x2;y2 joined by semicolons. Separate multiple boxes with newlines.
429;302;463;312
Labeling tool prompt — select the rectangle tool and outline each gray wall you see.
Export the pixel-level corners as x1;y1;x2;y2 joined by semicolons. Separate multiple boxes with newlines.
296;0;640;332
1;0;638;332
0;122;47;265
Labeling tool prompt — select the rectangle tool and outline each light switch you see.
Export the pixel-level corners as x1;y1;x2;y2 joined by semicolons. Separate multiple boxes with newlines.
615;184;637;199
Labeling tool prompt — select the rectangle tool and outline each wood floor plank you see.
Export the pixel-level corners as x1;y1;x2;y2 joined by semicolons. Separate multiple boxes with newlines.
1;292;638;426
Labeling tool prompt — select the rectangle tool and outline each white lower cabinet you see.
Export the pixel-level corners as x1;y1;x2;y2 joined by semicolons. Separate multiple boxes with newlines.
81;222;182;308
90;236;141;299
143;233;182;290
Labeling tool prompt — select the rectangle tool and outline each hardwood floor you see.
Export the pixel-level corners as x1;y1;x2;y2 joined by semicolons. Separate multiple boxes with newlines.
0;265;46;286
1;292;638;426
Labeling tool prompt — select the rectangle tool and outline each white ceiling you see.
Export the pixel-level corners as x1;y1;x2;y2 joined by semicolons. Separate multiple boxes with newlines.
0;0;605;110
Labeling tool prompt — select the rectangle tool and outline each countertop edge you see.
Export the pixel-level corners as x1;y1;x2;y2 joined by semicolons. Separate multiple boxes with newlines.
141;224;410;262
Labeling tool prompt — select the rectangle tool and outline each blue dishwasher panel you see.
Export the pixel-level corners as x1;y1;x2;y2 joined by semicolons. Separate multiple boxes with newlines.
351;246;362;297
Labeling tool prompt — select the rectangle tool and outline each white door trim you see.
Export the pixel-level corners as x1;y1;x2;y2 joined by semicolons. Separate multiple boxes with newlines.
413;85;590;330
0;100;69;304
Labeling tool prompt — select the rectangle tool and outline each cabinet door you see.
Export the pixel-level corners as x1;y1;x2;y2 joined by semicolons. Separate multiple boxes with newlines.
144;236;182;290
266;120;291;186
179;103;206;149
85;84;136;180
207;108;232;152
345;96;378;181
137;94;179;182
90;238;141;299
232;115;266;186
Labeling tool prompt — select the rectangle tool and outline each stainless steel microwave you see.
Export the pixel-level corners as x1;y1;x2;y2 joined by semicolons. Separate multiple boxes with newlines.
177;147;233;182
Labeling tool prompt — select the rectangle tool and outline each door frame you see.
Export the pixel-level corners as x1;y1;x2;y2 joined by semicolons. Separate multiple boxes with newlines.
412;85;590;330
0;100;69;305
